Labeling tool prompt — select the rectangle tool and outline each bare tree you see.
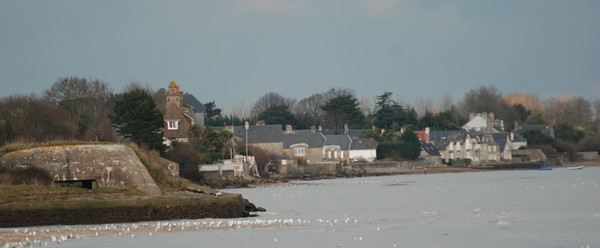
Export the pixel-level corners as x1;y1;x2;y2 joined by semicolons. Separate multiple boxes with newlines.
359;96;374;116
122;81;154;94
566;96;593;128
415;96;433;117
323;87;356;101
459;86;503;115
439;92;455;112
292;93;326;127
43;76;114;140
503;92;544;111
250;92;295;118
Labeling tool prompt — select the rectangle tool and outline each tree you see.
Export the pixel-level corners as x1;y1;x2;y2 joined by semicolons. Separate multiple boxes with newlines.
372;92;414;130
204;101;222;119
0;95;76;145
554;122;585;143
523;129;554;146
321;94;365;132
250;92;295;118
398;126;421;160
293;93;325;128
111;89;165;152
376;127;421;161
43;76;113;140
459;86;503;115
257;104;297;126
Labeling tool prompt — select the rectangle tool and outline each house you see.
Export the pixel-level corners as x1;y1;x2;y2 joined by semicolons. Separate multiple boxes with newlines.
323;134;352;162
349;138;378;162
282;132;326;164
420;143;442;165
163;81;197;145
224;124;284;156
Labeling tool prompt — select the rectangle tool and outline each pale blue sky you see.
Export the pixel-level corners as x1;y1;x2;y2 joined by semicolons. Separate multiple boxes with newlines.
1;0;599;113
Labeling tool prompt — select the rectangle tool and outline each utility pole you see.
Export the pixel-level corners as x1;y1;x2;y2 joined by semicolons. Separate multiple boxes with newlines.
245;121;249;160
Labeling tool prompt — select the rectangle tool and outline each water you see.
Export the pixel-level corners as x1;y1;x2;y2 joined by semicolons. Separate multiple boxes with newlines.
50;168;600;247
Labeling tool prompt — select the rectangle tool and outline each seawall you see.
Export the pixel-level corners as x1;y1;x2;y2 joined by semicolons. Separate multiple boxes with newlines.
0;194;248;228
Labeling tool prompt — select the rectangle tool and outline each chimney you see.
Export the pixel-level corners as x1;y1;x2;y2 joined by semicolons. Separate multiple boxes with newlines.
344;123;349;135
514;121;519;131
310;126;316;132
482;112;488;120
286;124;293;133
510;132;514;141
489;112;495;120
425;127;430;143
318;125;323;131
469;113;475;120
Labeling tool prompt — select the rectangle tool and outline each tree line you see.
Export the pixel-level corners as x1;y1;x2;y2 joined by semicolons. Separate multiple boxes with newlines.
2;77;600;160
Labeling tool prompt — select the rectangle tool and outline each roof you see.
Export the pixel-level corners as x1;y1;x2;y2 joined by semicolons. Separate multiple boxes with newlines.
229;125;283;143
320;129;365;138
324;135;352;150
350;138;378;150
428;130;464;142
415;131;428;142
462;115;488;130
183;93;206;113
421;143;441;156
283;132;325;148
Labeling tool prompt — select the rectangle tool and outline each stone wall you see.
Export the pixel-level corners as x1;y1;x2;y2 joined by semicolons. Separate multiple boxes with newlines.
512;149;547;162
577;152;599;161
0;194;247;228
0;144;161;195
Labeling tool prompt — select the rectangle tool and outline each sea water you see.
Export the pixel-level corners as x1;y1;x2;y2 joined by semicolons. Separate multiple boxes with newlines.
50;167;599;247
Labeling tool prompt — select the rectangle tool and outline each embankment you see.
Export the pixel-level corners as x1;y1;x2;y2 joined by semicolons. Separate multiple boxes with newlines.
0;193;248;228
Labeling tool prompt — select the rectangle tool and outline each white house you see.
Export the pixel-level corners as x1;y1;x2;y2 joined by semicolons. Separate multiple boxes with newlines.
349;138;378;162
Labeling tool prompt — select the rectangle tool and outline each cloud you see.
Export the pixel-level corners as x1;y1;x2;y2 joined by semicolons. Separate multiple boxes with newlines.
223;0;309;16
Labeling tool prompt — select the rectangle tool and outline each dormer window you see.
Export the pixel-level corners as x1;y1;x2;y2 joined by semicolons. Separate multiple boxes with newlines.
166;119;180;130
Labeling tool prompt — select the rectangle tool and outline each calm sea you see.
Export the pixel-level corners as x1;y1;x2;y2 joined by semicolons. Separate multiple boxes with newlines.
53;167;599;247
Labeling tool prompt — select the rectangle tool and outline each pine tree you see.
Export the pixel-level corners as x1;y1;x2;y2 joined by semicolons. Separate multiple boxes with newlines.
111;89;165;152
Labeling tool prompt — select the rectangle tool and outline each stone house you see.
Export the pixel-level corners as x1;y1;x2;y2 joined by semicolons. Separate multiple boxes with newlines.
163;81;195;145
322;134;352;162
226;124;284;156
282;132;326;164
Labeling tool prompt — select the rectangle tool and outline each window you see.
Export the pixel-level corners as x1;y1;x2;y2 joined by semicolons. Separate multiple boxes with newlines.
166;119;180;130
294;147;306;157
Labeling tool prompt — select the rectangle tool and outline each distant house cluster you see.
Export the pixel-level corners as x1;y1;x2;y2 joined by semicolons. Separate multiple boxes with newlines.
220;124;378;165
418;112;528;164
156;81;378;165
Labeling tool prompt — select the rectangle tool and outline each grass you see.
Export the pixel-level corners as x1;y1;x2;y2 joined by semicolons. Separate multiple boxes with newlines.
0;140;110;153
0;184;144;204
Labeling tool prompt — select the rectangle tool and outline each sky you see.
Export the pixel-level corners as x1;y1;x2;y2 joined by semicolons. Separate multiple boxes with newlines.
1;0;599;114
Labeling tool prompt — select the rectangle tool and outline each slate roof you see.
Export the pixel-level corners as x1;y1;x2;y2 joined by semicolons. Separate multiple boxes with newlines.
421;143;441;156
183;93;206;113
350;138;378;150
225;125;283;143
324;135;352;150
428;130;464;142
320;129;366;138
283;132;326;148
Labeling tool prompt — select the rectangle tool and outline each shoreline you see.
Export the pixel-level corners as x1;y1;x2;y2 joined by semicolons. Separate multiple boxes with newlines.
1;162;598;246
